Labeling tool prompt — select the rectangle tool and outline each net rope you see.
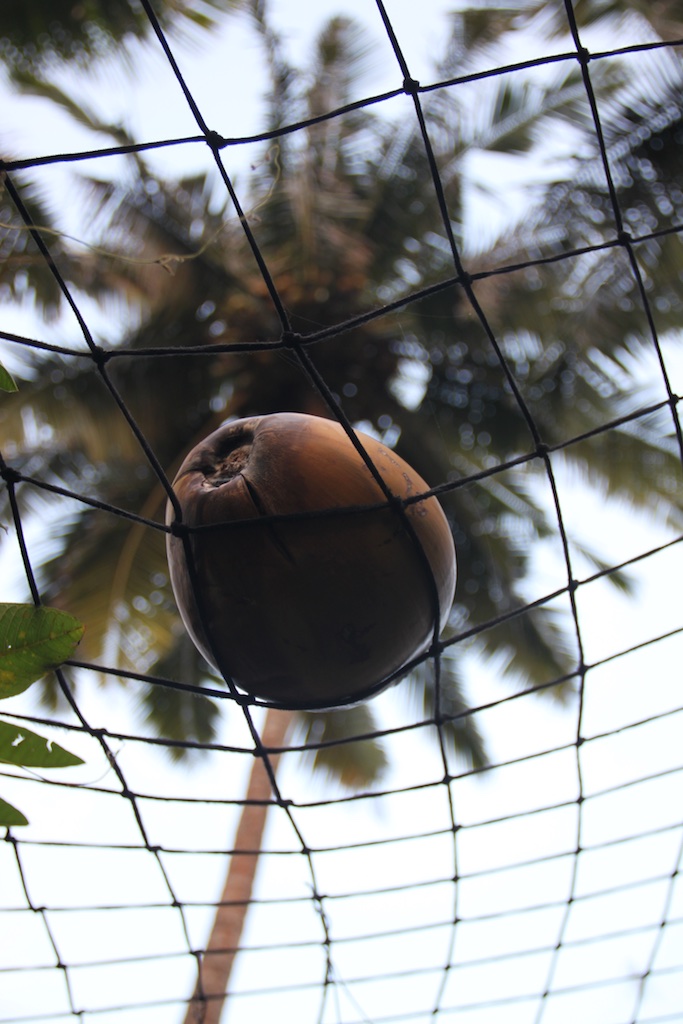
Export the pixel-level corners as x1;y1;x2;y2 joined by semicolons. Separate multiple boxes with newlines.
1;1;682;1022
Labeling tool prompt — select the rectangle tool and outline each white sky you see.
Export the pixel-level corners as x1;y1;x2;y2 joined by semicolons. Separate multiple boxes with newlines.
1;2;682;1023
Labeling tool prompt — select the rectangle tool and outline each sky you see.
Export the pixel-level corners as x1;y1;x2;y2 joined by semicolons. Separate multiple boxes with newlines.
1;2;683;1023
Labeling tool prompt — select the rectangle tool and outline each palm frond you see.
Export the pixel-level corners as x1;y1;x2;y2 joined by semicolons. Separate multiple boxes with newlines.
295;705;389;790
557;419;683;531
246;0;300;135
0;356;145;464
569;539;635;593
10;70;137;145
407;656;488;770
0;176;72;317
472;600;577;701
0;0;245;71
139;641;224;762
306;15;378;116
558;0;683;39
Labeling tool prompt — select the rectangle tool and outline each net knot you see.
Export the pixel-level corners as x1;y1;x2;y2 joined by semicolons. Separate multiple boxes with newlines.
205;130;226;151
0;464;21;485
168;519;189;539
90;346;111;370
281;330;303;349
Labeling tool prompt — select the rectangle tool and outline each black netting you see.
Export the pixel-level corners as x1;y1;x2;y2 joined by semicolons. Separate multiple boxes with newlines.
1;2;682;1023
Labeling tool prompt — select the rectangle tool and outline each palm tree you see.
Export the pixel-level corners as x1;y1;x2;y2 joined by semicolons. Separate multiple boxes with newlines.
1;2;682;1020
0;0;243;70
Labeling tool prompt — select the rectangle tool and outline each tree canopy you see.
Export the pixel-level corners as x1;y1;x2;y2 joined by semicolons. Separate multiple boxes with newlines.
1;0;682;776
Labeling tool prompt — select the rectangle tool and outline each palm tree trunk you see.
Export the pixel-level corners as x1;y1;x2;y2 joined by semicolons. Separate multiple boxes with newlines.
183;706;292;1024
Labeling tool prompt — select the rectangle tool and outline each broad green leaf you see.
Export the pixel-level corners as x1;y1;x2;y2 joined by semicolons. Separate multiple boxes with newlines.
0;795;28;827
0;604;85;699
0;363;18;393
0;718;84;768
